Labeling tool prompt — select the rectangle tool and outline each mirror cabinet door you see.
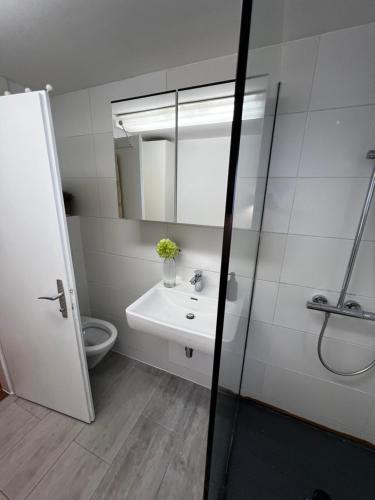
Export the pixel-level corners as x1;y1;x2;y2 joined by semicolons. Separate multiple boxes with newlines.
176;82;235;226
111;91;177;222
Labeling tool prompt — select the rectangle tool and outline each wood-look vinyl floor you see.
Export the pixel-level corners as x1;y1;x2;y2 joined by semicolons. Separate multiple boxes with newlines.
0;353;209;500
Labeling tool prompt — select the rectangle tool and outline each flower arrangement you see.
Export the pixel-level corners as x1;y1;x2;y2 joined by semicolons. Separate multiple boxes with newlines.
156;238;180;260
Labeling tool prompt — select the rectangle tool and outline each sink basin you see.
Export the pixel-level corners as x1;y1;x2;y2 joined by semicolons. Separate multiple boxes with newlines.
126;280;235;353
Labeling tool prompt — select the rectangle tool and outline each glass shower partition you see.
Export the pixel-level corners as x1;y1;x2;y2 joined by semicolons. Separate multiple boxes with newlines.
204;1;280;497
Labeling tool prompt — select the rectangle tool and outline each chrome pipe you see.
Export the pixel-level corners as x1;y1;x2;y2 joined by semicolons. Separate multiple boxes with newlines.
338;161;375;306
306;150;375;376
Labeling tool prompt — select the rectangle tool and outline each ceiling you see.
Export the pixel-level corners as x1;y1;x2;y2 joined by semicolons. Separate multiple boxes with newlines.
0;0;242;95
1;0;374;95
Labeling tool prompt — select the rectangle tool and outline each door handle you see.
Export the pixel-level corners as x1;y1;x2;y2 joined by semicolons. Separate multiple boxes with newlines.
38;292;63;301
38;279;68;318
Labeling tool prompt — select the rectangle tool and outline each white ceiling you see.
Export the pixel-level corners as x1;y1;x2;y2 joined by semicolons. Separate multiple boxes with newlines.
0;0;242;94
1;0;375;95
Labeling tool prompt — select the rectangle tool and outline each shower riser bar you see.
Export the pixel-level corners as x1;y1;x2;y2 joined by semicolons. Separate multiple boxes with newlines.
305;150;375;376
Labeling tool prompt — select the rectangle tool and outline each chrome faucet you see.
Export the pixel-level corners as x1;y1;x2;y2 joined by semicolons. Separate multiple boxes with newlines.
190;270;203;292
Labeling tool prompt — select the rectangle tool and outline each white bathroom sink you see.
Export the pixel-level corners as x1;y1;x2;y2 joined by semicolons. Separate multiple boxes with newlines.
126;280;236;353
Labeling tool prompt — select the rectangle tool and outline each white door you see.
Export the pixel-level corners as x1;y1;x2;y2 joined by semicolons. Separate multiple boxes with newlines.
0;91;94;422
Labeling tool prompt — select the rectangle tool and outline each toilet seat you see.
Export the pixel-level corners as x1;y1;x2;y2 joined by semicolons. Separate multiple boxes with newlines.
81;316;118;368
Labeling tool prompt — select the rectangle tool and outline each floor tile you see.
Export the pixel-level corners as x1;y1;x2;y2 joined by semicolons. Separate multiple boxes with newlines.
142;373;197;432
0;402;38;459
15;397;50;420
92;416;177;500
89;351;134;409
0;411;83;499
156;385;210;500
27;442;108;500
76;361;164;463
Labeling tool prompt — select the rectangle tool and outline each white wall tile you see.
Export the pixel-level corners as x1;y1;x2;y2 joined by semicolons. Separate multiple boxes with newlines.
218;350;244;393
240;358;267;399
289;178;367;238
102;218;166;261
262;364;374;435
107;313;168;369
349;241;375;297
310;23;375;109
299;106;375;177
281;235;352;291
269;113;307;177
278;37;319;113
57;135;96;178
362;402;375;443
93;133;116;178
89;71;166;133
62;177;100;217
230;229;259;278
166;55;236;90
80;217;104;252
247;45;282;115
274;283;375;349
234;178;266;231
252;280;279;323
223;315;248;356
260;322;375;390
262;178;296;233
85;251;162;291
98;178;119;218
167;224;223;273
88;282;133;318
257;232;287;282
52;89;92;138
245;320;273;363
274;283;338;333
237;134;263;178
168;342;213;377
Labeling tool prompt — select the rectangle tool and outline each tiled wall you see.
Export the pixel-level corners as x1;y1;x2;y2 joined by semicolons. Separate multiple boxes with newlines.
52;22;375;440
243;23;375;442
52;56;239;387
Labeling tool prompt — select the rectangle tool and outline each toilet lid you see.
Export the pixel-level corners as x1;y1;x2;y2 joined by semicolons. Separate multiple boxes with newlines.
82;326;110;348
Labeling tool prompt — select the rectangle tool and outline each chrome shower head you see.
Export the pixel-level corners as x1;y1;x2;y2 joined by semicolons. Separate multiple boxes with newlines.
366;150;375;160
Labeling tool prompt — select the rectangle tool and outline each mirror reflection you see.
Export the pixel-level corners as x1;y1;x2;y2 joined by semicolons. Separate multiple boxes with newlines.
110;77;267;228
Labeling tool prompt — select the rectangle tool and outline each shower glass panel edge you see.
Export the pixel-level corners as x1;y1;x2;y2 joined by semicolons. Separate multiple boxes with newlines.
203;0;280;497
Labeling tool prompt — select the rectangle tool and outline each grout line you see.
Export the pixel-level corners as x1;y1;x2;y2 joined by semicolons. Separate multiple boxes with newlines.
252;317;375;351
283;36;320;236
0;488;10;500
14;402;43;421
262;230;375;243
24;436;79;499
73;440;111;466
306;34;321;113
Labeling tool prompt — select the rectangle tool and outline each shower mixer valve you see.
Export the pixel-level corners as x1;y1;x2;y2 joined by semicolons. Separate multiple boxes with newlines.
308;295;372;320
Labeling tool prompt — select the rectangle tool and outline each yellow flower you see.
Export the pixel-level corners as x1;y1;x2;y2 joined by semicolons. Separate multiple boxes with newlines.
156;238;180;259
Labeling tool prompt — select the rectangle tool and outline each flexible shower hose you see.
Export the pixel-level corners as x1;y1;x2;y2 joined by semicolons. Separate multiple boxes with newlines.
318;312;375;376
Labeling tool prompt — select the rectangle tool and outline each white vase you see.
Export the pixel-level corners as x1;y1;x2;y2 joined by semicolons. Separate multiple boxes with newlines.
163;258;176;288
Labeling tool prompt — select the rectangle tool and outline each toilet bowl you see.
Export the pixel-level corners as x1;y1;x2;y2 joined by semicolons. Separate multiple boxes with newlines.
81;316;118;369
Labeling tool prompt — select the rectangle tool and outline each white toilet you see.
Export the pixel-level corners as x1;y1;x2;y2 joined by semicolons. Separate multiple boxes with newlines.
81;316;118;369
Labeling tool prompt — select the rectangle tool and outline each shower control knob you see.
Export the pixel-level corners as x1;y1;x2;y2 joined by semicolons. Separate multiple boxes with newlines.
343;300;362;311
312;295;328;305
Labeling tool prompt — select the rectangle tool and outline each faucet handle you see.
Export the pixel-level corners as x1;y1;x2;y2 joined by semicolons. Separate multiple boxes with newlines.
193;269;203;277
